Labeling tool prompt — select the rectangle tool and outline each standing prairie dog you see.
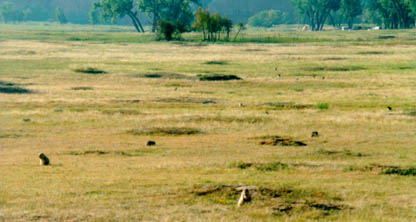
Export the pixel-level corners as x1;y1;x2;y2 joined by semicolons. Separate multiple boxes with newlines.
39;153;50;166
237;189;251;207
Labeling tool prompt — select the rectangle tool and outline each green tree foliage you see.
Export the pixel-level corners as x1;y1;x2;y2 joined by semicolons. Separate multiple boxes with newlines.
248;10;288;27
0;1;24;23
138;0;199;32
55;7;67;24
368;0;414;29
328;0;362;29
341;0;362;28
22;8;31;21
209;0;295;23
233;22;246;41
156;20;177;40
193;7;233;41
137;0;163;32
90;0;145;32
292;0;341;31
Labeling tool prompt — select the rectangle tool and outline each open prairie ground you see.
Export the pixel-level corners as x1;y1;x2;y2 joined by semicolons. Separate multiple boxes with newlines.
0;24;416;221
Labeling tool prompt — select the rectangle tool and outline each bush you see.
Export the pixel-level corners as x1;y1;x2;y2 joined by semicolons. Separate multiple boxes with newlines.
156;20;188;41
248;10;288;28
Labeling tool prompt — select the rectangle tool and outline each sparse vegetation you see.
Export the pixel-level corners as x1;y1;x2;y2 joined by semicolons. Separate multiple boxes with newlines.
1;23;416;222
71;86;93;90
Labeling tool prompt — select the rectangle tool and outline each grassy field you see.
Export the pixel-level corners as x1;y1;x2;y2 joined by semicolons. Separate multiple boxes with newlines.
0;23;416;221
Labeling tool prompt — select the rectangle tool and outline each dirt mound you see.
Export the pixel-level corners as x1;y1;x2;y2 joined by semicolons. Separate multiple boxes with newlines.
0;81;32;94
74;67;107;74
133;72;195;80
198;74;242;81
253;136;307;147
127;127;201;136
273;200;344;216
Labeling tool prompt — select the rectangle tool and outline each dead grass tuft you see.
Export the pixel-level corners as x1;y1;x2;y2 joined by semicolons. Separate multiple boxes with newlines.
262;102;314;110
231;161;289;171
101;109;141;115
71;87;93;91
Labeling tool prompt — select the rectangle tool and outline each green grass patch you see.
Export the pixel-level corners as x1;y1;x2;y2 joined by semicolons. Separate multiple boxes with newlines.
203;60;228;65
317;103;329;110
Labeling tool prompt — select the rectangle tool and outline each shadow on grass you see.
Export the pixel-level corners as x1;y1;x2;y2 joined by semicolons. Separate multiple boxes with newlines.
0;81;32;94
73;67;107;74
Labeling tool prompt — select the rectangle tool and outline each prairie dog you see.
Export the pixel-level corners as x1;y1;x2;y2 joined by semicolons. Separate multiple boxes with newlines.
39;153;50;166
237;189;251;207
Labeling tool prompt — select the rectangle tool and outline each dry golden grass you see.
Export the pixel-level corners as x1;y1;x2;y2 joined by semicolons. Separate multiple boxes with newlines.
1;25;416;221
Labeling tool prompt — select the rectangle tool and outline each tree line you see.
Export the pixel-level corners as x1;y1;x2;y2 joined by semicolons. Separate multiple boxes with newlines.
292;0;416;30
1;0;416;32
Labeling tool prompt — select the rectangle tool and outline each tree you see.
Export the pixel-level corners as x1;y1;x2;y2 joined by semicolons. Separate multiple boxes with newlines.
90;0;145;32
234;22;246;41
138;0;199;33
193;7;233;41
56;7;67;24
328;0;362;29
341;0;362;29
292;0;341;31
368;0;413;29
248;10;288;27
138;0;163;32
0;1;23;23
23;8;32;21
193;7;210;40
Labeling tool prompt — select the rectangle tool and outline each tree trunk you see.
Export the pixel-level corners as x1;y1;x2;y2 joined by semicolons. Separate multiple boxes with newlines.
128;13;142;32
132;12;145;32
